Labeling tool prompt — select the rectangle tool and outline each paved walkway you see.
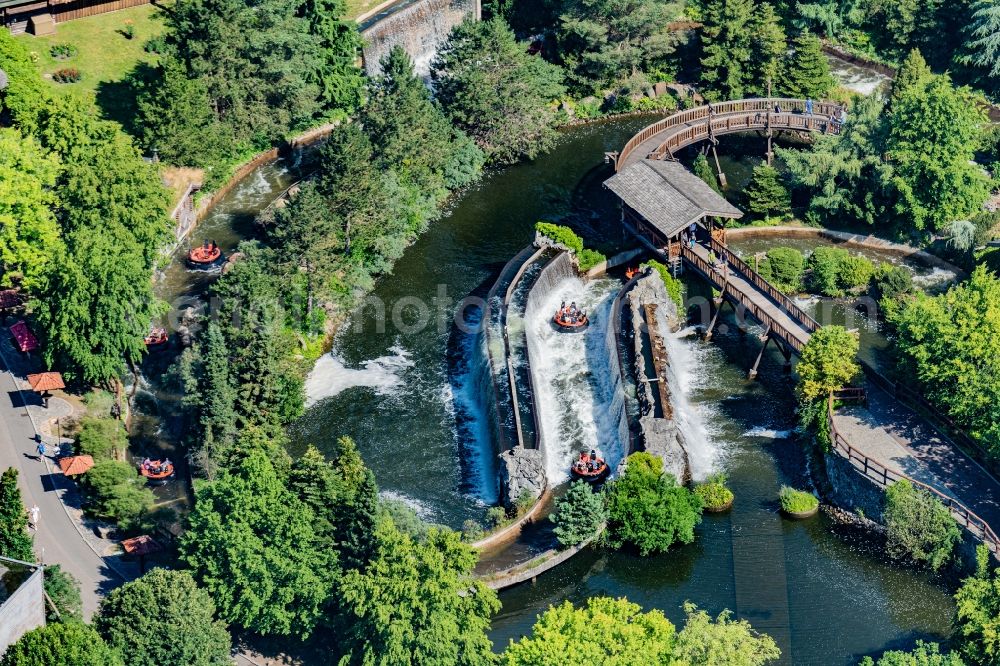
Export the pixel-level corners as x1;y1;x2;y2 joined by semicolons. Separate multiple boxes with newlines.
0;331;139;618
832;383;1000;530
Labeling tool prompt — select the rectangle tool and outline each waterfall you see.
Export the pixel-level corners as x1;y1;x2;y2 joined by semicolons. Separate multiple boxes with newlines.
659;316;722;480
522;255;626;484
359;0;478;77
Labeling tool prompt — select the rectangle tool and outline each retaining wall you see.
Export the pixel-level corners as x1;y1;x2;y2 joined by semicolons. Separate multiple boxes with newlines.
0;563;43;655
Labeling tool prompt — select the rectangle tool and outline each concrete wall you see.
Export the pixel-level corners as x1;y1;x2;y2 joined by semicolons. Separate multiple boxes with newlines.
359;0;479;77
0;564;44;655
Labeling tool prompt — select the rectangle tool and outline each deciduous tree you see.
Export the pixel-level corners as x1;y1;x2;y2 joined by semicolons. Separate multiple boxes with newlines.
884;480;960;571
95;568;232;666
954;545;1000;663
0;622;122;666
673;603;781;665
796;325;860;401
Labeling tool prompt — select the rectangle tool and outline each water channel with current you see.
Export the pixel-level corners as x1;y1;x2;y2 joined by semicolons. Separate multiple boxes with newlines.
138;59;963;663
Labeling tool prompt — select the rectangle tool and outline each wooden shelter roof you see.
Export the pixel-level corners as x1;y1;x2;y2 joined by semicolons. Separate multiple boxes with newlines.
26;372;64;392
604;160;743;238
57;455;94;476
121;535;162;556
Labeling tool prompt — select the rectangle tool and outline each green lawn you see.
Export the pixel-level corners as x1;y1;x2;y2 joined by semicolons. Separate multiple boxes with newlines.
14;4;166;125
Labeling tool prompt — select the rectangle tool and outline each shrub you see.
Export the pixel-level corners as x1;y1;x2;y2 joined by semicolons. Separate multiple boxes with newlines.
461;519;484;542
694;473;734;510
76;417;126;460
954;545;1000;663
0;622;122;666
633;94;678;112
52;68;81;84
143;35;167;54
572;97;603;119
535;221;605;272
44;564;82;622
643;260;684;307
761;247;804;293
858;640;964;665
779;486;818;514
84;460;153;529
550;480;607;548
839;254;876;290
873;263;912;302
486;505;508;528
49;43;77;59
884;479;960;571
808;247;849;296
607;452;702;555
514;489;535;516
121;22;135;39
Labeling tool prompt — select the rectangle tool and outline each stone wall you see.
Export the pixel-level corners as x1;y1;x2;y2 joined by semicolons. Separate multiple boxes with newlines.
359;0;479;77
0;563;44;654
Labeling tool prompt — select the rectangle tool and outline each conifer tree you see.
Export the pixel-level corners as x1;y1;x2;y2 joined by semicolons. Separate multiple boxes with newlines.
693;153;723;194
749;4;788;95
192;322;238;477
782;31;835;99
0;468;33;562
962;0;1000;85
891;49;932;105
746;164;791;222
699;0;755;100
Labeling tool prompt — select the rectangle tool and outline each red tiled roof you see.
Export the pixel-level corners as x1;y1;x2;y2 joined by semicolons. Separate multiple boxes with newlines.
57;455;94;476
121;535;162;556
27;372;64;392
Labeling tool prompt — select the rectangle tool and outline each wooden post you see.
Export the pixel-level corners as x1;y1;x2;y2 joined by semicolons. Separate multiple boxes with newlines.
704;298;727;341
748;328;772;379
710;142;727;189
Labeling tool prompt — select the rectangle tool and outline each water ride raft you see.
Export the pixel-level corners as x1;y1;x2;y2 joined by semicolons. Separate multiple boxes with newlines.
553;309;589;332
571;451;609;483
139;459;175;485
187;242;225;269
144;327;169;349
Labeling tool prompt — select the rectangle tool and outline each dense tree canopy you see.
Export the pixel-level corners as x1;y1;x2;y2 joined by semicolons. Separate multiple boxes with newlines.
884;480;961;571
859;641;965;666
796;325;860;401
606;452;702;555
954;545;1000;664
672;603;781;665
0;622;122;666
433;18;567;164
180;441;336;637
95;569;232;666
338;520;499;665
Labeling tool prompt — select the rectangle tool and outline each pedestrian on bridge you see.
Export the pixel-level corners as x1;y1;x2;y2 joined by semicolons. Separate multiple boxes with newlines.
805;99;814;116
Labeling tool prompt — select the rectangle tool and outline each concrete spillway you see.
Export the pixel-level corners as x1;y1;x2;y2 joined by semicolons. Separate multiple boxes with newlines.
359;0;480;76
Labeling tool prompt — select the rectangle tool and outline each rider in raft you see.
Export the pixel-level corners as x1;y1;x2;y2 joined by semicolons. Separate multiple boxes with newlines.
557;301;586;325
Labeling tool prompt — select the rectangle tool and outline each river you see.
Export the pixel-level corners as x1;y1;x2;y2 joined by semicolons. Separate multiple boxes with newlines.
142;112;955;662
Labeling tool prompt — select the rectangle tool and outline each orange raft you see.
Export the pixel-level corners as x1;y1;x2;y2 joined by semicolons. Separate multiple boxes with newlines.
139;458;175;485
553;308;589;332
187;242;224;269
571;451;609;483
144;327;169;348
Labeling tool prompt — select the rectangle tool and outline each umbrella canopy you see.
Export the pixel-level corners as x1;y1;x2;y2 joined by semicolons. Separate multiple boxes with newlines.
10;321;38;353
57;455;94;476
121;535;162;556
27;372;64;393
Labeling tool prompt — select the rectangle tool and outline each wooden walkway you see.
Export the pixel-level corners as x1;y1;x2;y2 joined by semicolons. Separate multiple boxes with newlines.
615;98;842;172
680;238;816;354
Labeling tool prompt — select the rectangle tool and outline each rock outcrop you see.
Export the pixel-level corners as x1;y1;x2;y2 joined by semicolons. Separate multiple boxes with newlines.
498;446;545;506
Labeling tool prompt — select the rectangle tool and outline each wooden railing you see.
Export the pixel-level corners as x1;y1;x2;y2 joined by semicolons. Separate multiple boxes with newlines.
616;98;842;170
708;237;820;334
680;244;806;353
827;395;1000;556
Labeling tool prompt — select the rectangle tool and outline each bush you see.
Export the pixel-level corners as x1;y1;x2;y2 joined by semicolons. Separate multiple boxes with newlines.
550;481;607;548
607;452;702;555
873;263;913;302
779;486;818;514
761;247;804;293
839;254;876;290
84;460;154;529
49;43;77;60
0;622;122;666
632;94;678;113
514;489;535;516
643;260;684;306
694;473;734;510
76;417;126;460
884;479;960;571
535;221;605;272
461;519;484;542
52;68;81;84
955;545;1000;663
486;505;508;528
809;247;848;296
143;35;167;54
572;97;603;119
121;22;135;39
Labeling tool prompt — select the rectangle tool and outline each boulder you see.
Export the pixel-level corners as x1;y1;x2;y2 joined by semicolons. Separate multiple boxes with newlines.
640;415;690;484
498;446;545;507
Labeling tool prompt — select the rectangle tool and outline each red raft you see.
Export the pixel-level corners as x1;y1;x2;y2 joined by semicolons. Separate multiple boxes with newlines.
144;327;169;349
187;241;224;269
571;450;609;483
139;458;175;485
553;305;589;332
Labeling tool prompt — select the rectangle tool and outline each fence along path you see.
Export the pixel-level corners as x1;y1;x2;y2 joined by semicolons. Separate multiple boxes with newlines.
616;98;842;172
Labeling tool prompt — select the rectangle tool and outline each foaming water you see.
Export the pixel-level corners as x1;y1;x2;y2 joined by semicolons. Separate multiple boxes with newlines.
305;344;413;406
744;426;794;439
524;276;624;484
664;325;725;480
379;489;437;519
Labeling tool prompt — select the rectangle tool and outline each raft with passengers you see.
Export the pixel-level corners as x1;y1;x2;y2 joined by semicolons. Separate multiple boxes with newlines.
187;240;225;269
139;458;175;485
553;301;589;331
571;450;609;483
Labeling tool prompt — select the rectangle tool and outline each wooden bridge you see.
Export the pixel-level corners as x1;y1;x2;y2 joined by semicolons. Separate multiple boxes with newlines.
613;97;842;173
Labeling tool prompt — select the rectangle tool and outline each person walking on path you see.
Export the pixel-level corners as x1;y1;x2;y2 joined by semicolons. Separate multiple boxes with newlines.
35;439;46;462
28;504;39;531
